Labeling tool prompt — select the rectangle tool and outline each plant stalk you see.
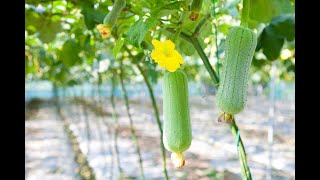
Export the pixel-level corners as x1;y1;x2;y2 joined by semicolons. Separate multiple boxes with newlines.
119;65;145;180
240;0;249;27
136;62;169;180
190;37;220;87
122;45;169;179
111;75;123;176
230;119;252;180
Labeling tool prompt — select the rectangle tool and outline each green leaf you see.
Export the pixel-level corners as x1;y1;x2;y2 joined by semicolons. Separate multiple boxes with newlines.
38;47;46;62
269;14;295;41
25;9;62;43
252;57;270;68
59;40;81;67
177;39;195;56
257;14;295;60
152;1;182;17
82;35;95;59
258;27;285;60
198;20;213;39
249;0;294;23
25;56;29;75
56;68;67;82
113;38;125;58
125;16;158;48
80;0;108;30
86;56;95;65
67;79;78;86
44;54;55;66
82;8;96;30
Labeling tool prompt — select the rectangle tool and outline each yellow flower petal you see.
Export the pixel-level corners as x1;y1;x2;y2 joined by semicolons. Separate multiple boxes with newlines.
166;61;180;72
173;50;184;64
152;39;163;49
150;39;184;72
164;40;175;49
151;51;160;59
155;58;167;68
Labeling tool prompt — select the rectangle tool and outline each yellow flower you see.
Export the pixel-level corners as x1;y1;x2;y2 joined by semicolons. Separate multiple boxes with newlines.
151;39;184;72
97;24;111;39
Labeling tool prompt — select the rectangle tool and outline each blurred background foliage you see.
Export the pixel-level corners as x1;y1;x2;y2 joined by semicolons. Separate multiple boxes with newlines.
25;0;295;89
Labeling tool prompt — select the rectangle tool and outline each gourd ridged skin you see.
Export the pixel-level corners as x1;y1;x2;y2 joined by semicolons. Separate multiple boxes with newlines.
163;70;192;153
103;0;126;27
216;26;257;115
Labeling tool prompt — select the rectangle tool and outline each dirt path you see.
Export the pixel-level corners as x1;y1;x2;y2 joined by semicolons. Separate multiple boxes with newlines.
25;103;81;180
60;95;294;180
25;95;294;180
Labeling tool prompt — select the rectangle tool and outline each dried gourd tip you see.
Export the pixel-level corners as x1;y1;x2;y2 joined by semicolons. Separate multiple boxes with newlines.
217;111;233;124
189;12;200;21
171;152;186;168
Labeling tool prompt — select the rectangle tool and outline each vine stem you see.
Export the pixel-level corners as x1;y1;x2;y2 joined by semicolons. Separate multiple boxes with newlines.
240;0;249;28
97;68;114;179
136;62;169;180
165;28;220;88
212;0;220;81
114;36;169;179
111;75;123;176
230;119;252;180
192;14;211;37
190;37;220;88
119;65;145;180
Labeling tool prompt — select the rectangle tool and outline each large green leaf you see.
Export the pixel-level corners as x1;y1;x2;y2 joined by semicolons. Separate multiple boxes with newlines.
269;14;295;41
80;0;108;30
258;27;285;60
152;1;182;17
125;16;158;48
25;9;62;43
249;0;294;23
257;14;295;60
59;40;81;67
82;7;96;30
177;39;195;56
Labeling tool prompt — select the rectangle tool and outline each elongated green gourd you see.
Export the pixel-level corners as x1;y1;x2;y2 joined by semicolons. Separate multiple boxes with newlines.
103;0;126;27
189;0;203;21
163;70;192;168
216;26;257;117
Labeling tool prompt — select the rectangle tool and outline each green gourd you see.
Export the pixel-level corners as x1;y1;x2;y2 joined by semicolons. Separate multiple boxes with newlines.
216;26;257;118
189;0;203;21
162;70;192;168
103;0;126;28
